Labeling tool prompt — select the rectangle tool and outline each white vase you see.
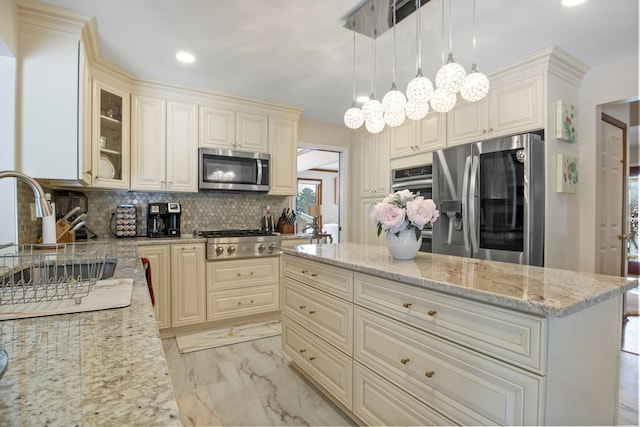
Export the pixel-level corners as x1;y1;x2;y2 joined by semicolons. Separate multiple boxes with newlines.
385;229;422;260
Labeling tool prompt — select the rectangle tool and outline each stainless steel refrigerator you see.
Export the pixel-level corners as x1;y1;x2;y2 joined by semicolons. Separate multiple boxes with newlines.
432;133;545;266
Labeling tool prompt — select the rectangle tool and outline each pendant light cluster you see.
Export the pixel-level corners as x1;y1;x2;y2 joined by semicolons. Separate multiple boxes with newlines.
344;0;489;133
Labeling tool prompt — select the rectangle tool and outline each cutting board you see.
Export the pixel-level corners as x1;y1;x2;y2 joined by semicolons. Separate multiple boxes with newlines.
0;278;134;320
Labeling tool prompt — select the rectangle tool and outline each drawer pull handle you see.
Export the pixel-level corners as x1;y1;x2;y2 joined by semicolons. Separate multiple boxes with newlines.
250;300;254;304
301;270;309;274
299;305;306;309
311;273;318;277
299;349;306;353
237;272;254;277
309;356;316;361
400;358;410;365
425;371;435;378
427;310;437;317
402;303;412;308
308;310;316;315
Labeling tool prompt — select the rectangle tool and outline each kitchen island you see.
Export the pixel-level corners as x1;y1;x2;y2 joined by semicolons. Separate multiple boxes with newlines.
280;243;637;426
0;238;184;426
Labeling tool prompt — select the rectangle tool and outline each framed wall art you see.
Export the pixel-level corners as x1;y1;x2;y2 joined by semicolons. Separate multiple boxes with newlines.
556;99;577;143
556;153;578;193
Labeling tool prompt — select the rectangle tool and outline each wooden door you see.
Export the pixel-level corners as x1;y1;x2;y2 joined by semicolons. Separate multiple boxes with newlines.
598;114;627;276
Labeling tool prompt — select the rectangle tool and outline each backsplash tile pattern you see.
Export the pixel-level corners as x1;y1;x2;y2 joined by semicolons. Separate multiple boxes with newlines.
17;186;290;242
78;191;290;239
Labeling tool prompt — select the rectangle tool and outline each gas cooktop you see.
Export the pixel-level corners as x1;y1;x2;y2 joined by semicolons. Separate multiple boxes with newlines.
195;229;276;238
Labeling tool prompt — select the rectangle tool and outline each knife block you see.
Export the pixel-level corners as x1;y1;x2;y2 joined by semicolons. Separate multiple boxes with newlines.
277;218;294;234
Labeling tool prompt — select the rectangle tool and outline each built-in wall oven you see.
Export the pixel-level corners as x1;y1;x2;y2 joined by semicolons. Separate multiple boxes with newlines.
391;164;433;253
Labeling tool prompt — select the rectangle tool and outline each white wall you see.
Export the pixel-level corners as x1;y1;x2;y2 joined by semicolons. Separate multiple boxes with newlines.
0;0;18;246
579;55;639;273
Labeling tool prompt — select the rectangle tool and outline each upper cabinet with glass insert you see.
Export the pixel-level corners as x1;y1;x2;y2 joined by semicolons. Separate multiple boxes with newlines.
92;79;130;189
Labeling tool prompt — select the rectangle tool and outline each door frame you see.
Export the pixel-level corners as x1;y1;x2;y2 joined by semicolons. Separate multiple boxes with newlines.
296;143;349;244
601;112;628;276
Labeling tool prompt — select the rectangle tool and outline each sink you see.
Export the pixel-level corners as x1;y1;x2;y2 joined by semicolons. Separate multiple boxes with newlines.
2;257;118;283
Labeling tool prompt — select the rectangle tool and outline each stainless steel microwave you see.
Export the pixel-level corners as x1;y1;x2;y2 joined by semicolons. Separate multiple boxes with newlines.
198;148;270;192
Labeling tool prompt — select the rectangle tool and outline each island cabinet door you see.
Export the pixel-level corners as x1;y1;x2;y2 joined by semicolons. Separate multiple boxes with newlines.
282;317;353;410
353;362;455;427
354;307;542;426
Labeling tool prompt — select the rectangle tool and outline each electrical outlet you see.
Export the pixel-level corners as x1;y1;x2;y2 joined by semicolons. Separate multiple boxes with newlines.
30;203;36;221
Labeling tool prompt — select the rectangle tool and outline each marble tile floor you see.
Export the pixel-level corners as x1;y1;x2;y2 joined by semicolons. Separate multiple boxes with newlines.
162;335;355;426
163;335;638;426
175;320;282;353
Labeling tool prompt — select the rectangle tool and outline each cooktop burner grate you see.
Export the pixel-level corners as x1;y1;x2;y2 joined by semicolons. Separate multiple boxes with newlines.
196;229;276;238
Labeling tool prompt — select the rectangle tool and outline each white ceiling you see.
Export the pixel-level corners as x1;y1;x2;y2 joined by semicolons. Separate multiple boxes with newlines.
37;0;639;125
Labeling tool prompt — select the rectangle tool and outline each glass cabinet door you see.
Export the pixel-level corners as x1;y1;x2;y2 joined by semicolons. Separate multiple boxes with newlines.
93;80;130;189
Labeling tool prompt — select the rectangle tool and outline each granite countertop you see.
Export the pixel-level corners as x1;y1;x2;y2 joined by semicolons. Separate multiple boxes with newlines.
0;238;181;426
283;243;638;318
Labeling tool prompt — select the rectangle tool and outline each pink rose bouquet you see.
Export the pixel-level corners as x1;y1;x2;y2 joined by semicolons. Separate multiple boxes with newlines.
369;189;439;240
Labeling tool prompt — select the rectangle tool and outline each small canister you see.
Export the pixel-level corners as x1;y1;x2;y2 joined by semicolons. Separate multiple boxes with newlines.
115;205;137;237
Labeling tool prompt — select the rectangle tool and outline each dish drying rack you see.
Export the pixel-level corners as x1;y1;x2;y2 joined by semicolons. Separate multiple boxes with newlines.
0;241;108;306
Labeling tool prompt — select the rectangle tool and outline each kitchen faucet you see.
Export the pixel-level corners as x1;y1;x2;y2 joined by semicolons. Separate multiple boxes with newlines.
0;170;54;244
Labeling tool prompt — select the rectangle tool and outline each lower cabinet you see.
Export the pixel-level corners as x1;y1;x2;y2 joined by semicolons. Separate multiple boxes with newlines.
138;242;206;329
281;255;548;426
206;256;280;321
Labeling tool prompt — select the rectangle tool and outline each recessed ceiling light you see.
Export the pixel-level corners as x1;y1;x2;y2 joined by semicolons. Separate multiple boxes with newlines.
356;95;370;104
176;51;196;63
561;0;587;6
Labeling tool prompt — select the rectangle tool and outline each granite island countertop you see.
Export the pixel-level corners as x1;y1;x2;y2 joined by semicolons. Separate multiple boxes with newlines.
0;238;183;426
282;242;637;317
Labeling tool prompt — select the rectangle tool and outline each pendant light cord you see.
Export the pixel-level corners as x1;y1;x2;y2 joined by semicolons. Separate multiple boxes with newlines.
415;0;422;73
370;2;377;97
441;0;445;64
352;19;357;101
472;0;477;64
392;0;397;84
448;0;453;53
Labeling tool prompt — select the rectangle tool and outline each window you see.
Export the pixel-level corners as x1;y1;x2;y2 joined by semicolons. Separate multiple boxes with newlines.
297;178;322;232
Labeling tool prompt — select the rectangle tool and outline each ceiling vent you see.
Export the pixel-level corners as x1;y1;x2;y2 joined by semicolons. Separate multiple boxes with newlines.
343;0;431;38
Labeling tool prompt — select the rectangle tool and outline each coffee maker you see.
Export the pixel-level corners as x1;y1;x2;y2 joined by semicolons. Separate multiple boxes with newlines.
147;202;181;238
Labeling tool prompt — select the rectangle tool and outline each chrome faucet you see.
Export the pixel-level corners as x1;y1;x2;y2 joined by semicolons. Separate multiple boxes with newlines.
0;170;52;217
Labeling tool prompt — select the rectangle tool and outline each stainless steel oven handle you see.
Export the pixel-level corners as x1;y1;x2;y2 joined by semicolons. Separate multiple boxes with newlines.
469;155;479;253
461;155;472;253
422;229;433;238
391;178;432;192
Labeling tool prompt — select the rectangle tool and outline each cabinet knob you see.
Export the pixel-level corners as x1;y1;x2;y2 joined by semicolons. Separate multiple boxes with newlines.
427;310;437;317
308;310;316;315
402;302;412;308
301;270;308;274
299;305;306;310
400;358;410;365
311;273;318;277
309;356;316;361
487;127;494;132
299;349;306;353
250;300;254;304
425;371;435;378
481;129;487;134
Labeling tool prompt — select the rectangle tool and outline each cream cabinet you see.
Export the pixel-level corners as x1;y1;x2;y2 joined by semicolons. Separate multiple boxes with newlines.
268;116;298;196
281;255;355;411
447;73;544;147
138;242;206;329
171;243;206;327
92;79;131;189
360;129;390;198
360;199;383;247
199;104;268;152
389;112;446;159
131;94;198;192
18;4;92;184
206;256;280;321
137;244;171;329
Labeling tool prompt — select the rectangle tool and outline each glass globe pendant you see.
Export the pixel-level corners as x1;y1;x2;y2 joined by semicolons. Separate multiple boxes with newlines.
430;87;457;113
460;64;489;102
405;100;429;121
344;102;365;129
436;53;466;94
384;109;406;127
362;94;383;122
405;0;433;108
365;115;385;134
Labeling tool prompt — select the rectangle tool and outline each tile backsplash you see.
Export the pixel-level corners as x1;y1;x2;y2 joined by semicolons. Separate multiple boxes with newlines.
18;184;291;242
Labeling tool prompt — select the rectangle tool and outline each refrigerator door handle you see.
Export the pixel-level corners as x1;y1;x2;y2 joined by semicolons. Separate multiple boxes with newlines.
469;155;480;253
461;155;472;252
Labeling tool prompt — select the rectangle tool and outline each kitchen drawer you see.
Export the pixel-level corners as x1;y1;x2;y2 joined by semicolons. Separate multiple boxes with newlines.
282;277;353;355
207;257;279;290
355;307;542;426
282;255;353;301
354;272;545;373
354;362;456;427
282;317;353;410
207;284;279;321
